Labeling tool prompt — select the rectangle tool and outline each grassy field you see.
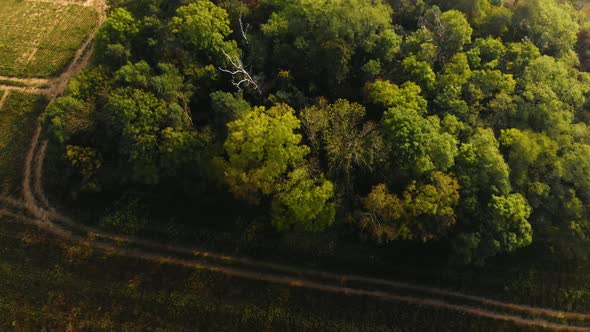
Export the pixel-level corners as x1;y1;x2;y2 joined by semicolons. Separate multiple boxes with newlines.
0;220;545;332
0;91;46;196
0;0;98;78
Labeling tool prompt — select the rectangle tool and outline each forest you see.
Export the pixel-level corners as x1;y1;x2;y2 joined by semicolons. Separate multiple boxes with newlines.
42;0;590;267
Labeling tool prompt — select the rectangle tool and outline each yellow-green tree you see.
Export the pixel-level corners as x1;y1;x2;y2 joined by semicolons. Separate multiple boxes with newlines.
223;104;336;231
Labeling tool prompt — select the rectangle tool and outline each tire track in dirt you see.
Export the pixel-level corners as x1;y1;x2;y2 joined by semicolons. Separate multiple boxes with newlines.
0;85;46;96
0;76;49;87
0;90;8;110
33;140;50;209
22;126;51;221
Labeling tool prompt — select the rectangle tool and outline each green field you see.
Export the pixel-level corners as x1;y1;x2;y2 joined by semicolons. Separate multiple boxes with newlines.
0;0;98;77
0;91;46;196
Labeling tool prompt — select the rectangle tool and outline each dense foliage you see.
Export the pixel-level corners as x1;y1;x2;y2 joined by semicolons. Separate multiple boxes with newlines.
44;0;590;265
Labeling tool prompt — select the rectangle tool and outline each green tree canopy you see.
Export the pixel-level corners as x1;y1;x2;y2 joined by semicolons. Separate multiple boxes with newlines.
454;128;511;216
272;167;335;232
94;8;140;66
168;0;238;61
359;172;460;243
382;100;458;177
101;87;200;184
259;0;401;95
511;0;580;57
454;193;532;265
223;104;309;203
301;99;384;185
422;7;473;61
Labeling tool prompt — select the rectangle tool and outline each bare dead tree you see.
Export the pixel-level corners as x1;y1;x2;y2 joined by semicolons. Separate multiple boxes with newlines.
219;49;261;94
239;16;249;44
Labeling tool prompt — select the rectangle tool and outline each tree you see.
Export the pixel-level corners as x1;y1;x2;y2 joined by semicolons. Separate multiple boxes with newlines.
65;145;102;192
44;96;94;144
223;104;336;231
168;0;237;60
466;37;507;70
454;193;532;265
451;127;532;265
259;0;401;96
358;172;460;243
465;69;516;124
401;56;437;93
429;0;498;28
365;80;428;114
402;171;461;242
499;129;558;190
478;5;512;38
576;28;590;71
381;106;458;177
511;0;580;57
501;40;541;76
359;183;408;244
516;56;590;137
114;62;193;111
223;104;309;203
272;167;335;232
487;193;533;253
422;7;474;61
371;81;458;178
209;91;251;139
94;8;140;67
519;56;588;112
561;144;590;203
402;27;439;65
101;87;196;185
388;0;426;29
454;128;511;216
301;99;384;186
434;52;472;120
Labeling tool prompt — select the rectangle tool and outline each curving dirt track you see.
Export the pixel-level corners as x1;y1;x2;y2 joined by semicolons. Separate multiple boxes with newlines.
1;0;590;330
0;90;8;110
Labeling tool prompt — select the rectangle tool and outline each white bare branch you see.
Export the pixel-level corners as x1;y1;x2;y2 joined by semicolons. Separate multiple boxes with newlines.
218;49;261;94
239;16;249;44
